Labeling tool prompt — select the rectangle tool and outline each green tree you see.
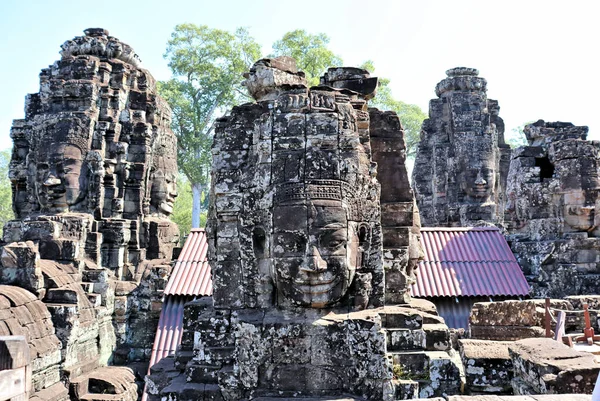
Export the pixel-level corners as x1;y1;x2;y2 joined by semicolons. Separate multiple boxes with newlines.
160;24;261;228
271;30;342;86
171;174;192;239
362;61;427;158
506;122;531;148
0;149;14;236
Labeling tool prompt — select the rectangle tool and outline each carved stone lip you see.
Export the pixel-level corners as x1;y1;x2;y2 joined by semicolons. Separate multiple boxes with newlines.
294;276;335;285
296;277;340;295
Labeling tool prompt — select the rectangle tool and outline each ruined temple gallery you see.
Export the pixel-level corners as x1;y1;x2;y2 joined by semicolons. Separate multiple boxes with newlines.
1;28;600;401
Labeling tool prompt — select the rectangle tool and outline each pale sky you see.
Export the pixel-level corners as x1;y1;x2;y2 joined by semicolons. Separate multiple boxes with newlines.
1;0;598;151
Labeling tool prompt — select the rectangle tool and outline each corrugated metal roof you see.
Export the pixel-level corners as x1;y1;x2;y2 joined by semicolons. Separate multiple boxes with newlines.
145;229;213;400
411;227;530;297
148;295;188;368
164;228;212;296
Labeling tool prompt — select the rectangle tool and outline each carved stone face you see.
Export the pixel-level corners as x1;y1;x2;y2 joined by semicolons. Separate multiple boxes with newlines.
36;144;87;212
461;165;495;200
150;168;178;216
272;200;359;308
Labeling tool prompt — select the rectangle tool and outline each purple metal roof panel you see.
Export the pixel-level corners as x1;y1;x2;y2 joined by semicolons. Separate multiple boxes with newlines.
411;227;530;297
164;228;212;296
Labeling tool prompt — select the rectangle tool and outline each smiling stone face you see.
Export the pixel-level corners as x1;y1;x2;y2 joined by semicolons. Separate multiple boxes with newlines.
461;164;495;201
272;199;359;308
36;143;88;213
150;167;178;216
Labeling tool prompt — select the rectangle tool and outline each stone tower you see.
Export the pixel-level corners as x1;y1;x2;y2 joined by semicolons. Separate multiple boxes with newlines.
412;67;510;227
147;58;461;401
0;28;179;400
505;120;600;297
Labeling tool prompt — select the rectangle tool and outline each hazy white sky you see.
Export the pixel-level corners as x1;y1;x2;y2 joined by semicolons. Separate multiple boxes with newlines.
1;0;598;150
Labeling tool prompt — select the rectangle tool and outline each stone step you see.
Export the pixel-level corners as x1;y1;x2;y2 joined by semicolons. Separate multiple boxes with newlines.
379;308;423;330
391;379;419;400
45;288;79;304
87;293;102;307
423;323;451;351
205;346;235;363
80;282;94;293
389;350;462;398
386;328;426;351
62;356;100;382
185;361;220;384
174;350;194;369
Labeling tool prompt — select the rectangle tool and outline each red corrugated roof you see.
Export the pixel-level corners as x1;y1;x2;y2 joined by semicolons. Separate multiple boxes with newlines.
411;227;530;298
145;229;213;400
164;228;212;296
147;295;188;370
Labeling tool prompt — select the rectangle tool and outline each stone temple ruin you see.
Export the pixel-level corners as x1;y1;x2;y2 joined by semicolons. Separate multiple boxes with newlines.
1;28;179;400
2;28;600;401
147;58;462;400
505;120;600;298
413;67;511;227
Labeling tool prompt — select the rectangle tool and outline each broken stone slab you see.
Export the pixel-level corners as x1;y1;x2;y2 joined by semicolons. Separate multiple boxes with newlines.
460;339;513;394
470;300;572;327
29;381;69;401
470;325;547;341
509;338;600;395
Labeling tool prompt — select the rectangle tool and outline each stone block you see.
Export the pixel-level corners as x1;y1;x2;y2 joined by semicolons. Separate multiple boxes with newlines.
460;339;513;394
509;338;600;395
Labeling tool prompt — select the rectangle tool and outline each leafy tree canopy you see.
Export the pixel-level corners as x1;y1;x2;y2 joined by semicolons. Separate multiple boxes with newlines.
160;24;261;187
159;24;261;227
271;30;342;86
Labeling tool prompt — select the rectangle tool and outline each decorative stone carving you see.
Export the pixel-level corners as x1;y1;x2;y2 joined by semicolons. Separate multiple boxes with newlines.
505;120;600;297
148;58;460;401
0;28;179;399
413;67;510;227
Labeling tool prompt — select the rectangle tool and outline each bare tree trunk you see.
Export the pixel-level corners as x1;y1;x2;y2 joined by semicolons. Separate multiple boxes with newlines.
192;182;203;228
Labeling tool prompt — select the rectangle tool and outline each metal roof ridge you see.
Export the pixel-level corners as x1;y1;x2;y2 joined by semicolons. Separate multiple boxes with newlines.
420;226;500;232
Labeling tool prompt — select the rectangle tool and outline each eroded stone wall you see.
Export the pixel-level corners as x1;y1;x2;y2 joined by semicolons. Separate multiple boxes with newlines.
505;120;600;297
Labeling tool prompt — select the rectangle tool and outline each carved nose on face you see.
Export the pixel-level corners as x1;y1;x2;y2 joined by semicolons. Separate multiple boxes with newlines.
43;174;61;187
475;173;486;186
301;246;327;273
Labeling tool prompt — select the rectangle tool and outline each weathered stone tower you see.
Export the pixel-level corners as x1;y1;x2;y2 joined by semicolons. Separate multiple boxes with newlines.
0;28;179;400
505;120;600;297
412;67;510;227
147;58;461;401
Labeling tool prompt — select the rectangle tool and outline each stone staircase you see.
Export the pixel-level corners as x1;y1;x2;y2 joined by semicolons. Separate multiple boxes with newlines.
379;305;463;400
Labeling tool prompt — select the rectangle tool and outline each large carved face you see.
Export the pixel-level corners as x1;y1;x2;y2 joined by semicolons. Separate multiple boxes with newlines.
36;144;88;212
460;164;495;201
272;200;359;308
150;168;178;216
